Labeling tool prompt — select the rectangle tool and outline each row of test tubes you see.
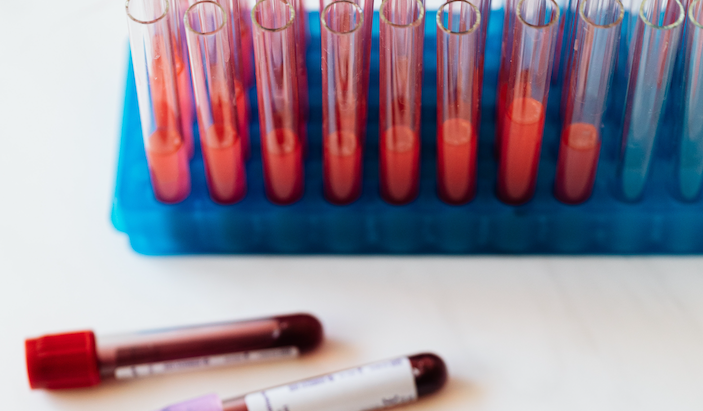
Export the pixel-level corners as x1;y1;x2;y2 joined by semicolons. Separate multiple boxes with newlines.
125;0;703;207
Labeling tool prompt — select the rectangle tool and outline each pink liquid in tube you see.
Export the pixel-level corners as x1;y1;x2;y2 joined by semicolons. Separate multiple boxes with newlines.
555;123;601;203
146;129;191;203
263;128;304;204
438;119;477;204
158;353;448;411
25;314;323;390
202;124;247;203
381;126;421;204
324;130;362;204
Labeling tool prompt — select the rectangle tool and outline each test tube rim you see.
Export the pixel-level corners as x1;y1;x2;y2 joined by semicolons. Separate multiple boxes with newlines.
251;0;296;33
638;0;684;30
516;0;560;29
321;1;365;35
184;0;228;36
125;0;169;25
689;0;703;29
436;0;481;35
379;0;426;29
579;0;624;29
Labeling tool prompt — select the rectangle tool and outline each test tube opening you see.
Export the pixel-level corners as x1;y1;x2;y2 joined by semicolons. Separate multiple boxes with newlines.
252;0;296;32
640;0;685;28
581;0;624;27
517;0;561;28
691;0;703;25
185;1;227;35
126;0;169;24
380;0;425;28
437;0;481;35
322;1;364;34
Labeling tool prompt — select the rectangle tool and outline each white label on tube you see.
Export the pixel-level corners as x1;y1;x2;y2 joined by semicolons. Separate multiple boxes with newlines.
114;346;299;379
244;357;418;411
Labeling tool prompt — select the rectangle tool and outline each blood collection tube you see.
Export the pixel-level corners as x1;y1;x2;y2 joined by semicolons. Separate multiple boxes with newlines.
436;0;481;205
554;0;623;204
252;0;304;204
618;0;684;201
321;1;366;204
25;314;322;390
126;0;191;203
379;0;425;205
185;1;247;204
219;0;253;159
676;0;703;200
496;0;560;205
157;353;447;411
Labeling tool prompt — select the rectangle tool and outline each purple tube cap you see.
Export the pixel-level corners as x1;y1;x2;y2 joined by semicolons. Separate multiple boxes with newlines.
158;394;223;411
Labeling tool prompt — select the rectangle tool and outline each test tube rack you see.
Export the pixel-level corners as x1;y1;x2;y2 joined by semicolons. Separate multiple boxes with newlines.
112;9;703;254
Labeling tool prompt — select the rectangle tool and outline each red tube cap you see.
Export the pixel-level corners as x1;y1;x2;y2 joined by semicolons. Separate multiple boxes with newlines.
25;330;101;389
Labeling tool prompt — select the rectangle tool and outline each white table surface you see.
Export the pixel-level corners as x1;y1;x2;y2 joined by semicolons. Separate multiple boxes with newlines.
1;0;703;409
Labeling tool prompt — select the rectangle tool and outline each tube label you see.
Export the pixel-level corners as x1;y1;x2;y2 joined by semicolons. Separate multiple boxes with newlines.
114;346;299;379
244;357;418;411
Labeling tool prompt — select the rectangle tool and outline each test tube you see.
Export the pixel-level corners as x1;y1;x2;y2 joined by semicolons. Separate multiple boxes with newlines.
172;0;197;158
252;0;304;204
436;1;482;205
677;0;703;200
158;353;447;411
379;0;425;205
25;314;323;389
496;0;520;154
554;0;623;204
126;0;191;203
618;0;684;201
240;0;256;88
321;1;366;204
496;0;560;205
319;0;374;146
291;0;310;151
185;1;247;204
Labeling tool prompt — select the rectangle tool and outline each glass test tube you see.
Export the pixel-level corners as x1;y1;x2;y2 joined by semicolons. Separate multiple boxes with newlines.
379;0;426;205
677;0;703;200
25;314;323;389
252;0;305;204
218;0;253;159
240;0;256;89
321;1;366;204
555;0;623;204
618;0;684;201
291;0;310;151
185;1;247;204
158;353;447;411
496;0;521;155
436;1;482;205
172;0;197;158
320;0;375;146
126;0;191;204
496;0;560;205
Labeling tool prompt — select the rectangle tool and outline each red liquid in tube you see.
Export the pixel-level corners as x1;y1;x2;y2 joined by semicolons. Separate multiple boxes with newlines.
262;128;304;204
202;124;247;203
380;126;420;204
146;129;190;203
25;314;323;390
158;353;448;411
324;131;362;204
554;123;601;204
235;81;251;160
437;118;477;204
497;97;545;205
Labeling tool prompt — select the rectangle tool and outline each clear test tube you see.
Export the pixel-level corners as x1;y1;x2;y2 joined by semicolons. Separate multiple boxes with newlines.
126;0;191;204
240;0;256;89
496;0;520;155
158;353;447;411
169;0;197;158
554;0;623;204
25;314;323;389
291;0;310;152
321;1;366;204
436;1;482;205
496;0;560;205
185;1;247;204
217;0;253;159
677;0;703;200
618;0;684;201
252;0;305;204
379;0;425;205
319;0;374;146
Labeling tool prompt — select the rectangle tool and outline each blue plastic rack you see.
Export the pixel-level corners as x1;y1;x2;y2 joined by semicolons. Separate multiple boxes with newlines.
111;10;703;254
